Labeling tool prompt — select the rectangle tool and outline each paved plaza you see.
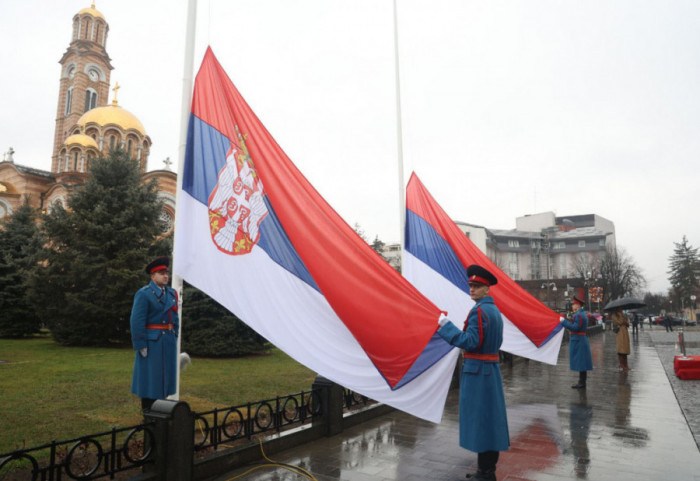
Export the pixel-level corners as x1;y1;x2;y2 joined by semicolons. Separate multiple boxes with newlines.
211;327;700;481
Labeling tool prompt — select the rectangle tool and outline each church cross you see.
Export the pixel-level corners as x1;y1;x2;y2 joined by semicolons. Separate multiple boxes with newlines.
112;82;120;104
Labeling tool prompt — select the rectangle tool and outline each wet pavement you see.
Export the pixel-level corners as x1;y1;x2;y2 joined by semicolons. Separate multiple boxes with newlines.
210;328;700;481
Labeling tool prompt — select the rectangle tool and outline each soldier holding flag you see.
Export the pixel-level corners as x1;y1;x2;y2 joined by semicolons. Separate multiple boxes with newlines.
437;264;510;481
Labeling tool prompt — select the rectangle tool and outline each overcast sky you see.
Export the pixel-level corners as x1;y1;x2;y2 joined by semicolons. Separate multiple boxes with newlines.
2;0;699;294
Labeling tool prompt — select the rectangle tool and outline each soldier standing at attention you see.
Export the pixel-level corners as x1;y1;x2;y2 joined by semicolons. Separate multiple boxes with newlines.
130;256;179;410
437;264;510;481
560;296;594;389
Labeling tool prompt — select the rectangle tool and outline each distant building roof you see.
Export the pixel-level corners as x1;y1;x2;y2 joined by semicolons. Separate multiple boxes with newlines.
490;226;611;239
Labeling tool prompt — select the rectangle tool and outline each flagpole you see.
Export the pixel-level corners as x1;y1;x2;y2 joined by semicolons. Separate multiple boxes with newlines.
393;0;406;268
170;0;198;400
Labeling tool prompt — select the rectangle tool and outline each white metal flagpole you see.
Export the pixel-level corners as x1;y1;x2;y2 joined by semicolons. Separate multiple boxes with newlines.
393;0;406;266
170;0;198;401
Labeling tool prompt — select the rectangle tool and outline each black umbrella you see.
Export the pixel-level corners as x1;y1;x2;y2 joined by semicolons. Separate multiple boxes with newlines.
603;297;646;311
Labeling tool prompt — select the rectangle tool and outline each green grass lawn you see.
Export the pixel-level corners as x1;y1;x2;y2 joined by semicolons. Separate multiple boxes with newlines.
0;333;317;454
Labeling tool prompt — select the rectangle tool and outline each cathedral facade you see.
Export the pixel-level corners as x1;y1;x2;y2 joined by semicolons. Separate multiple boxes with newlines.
0;3;175;230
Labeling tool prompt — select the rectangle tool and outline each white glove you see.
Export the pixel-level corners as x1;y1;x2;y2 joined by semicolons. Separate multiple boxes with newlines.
438;313;449;327
139;348;148;358
559;317;566;324
180;352;192;371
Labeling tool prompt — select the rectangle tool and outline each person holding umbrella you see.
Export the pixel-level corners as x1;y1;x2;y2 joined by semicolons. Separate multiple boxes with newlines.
604;298;645;371
612;307;631;371
560;295;594;389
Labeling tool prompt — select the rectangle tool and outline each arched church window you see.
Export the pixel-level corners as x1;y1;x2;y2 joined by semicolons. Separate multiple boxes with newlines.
160;210;174;233
73;152;79;171
109;136;115;151
65;88;73;115
127;139;133;155
84;89;98;112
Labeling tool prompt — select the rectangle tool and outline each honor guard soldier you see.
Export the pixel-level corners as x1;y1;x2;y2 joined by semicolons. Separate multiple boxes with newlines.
130;256;179;410
437;264;510;481
560;296;593;388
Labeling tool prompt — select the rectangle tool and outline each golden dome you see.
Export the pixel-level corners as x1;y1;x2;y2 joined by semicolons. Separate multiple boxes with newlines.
64;133;99;150
78;4;105;20
77;104;146;135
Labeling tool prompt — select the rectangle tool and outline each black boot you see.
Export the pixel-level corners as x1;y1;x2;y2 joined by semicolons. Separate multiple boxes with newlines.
465;469;496;481
571;371;586;389
467;452;498;480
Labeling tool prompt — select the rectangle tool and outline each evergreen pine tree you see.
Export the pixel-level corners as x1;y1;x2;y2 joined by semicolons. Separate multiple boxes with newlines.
668;235;699;304
0;202;42;337
29;150;169;346
181;283;269;357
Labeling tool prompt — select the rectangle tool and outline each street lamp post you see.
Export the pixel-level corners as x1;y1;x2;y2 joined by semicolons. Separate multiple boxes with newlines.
541;282;557;310
691;295;697;322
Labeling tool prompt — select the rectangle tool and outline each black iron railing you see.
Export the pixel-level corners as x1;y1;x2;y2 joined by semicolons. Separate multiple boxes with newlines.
193;388;321;451
0;384;380;481
343;388;370;409
0;424;154;480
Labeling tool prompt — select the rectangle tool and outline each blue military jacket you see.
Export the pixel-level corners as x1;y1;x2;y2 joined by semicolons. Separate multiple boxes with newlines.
130;281;179;399
561;308;593;372
438;296;510;453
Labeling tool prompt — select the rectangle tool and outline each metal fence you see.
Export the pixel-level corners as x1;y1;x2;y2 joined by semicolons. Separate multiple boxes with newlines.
0;424;154;480
0;383;378;481
192;389;321;452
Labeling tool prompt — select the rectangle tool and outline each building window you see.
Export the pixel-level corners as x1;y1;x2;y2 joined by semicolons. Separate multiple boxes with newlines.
559;254;567;278
127;139;132;155
599;239;605;247
553;241;565;250
65;88;73;115
84;89;98;112
160;210;174;233
508;252;519;280
508;240;519;248
578;240;586;247
109;136;115;150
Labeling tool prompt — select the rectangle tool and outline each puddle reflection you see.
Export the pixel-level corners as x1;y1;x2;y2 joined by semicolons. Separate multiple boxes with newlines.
569;390;592;479
612;373;649;447
503;403;565;477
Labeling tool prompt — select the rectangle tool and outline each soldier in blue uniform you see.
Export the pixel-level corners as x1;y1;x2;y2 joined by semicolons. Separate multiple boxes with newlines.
130;256;179;410
437;264;510;481
560;296;593;389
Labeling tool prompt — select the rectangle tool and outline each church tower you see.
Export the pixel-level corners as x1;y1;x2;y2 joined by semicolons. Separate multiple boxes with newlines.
52;2;113;172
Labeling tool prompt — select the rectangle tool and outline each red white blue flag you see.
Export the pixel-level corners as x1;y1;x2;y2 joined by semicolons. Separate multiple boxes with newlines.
404;173;564;364
174;48;456;422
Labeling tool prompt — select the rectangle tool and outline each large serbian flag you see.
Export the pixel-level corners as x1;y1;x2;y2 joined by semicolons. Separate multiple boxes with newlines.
174;48;457;422
404;173;564;365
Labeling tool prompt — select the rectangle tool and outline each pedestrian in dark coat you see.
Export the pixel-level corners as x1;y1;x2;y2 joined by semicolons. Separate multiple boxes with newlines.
130;257;179;410
437;264;509;481
663;314;673;332
560;296;593;389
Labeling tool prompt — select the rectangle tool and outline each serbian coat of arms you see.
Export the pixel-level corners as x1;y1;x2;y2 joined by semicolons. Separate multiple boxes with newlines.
208;129;268;255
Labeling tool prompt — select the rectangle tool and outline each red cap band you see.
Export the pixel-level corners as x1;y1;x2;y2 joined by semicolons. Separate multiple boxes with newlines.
150;265;168;273
469;275;490;286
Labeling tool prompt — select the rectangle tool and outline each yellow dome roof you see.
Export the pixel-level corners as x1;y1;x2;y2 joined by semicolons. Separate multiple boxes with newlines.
77;104;146;135
78;4;105;20
64;133;99;149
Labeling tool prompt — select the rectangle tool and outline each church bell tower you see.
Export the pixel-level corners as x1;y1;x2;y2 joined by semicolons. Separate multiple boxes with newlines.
52;2;113;173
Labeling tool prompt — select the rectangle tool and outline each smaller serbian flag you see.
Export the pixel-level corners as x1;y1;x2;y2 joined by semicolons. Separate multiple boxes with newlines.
174;48;456;422
404;173;564;365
